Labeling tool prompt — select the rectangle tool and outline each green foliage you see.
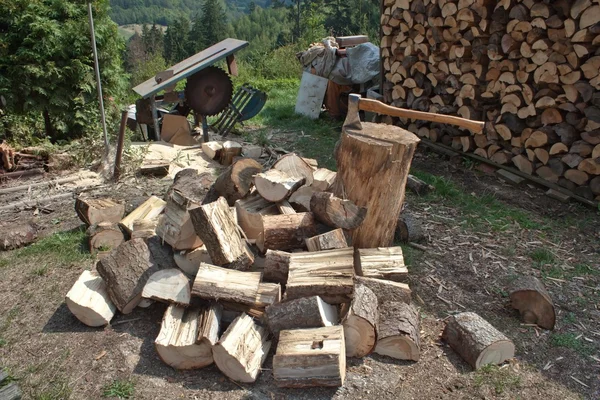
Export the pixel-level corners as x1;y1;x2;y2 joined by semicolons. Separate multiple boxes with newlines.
0;0;128;143
14;228;91;266
102;379;135;399
163;16;191;64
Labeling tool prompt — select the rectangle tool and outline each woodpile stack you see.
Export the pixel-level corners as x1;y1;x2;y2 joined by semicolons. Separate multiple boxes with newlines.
381;0;600;203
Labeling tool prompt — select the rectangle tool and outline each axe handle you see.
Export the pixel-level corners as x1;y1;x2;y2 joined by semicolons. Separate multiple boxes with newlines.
359;98;485;134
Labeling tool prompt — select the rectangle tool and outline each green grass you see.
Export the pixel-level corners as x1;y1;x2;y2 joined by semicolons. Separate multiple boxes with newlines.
530;248;555;265
32;265;49;277
473;364;522;395
16;228;90;263
34;379;72;400
410;170;543;232
102;379;135;399
549;332;593;356
0;338;6;347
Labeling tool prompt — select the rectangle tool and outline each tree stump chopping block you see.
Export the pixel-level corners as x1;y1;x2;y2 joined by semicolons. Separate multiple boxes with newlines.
443;312;515;370
334;122;420;248
509;276;555;330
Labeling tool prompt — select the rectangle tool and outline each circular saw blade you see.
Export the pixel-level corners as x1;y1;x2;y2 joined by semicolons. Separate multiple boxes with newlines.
185;66;233;116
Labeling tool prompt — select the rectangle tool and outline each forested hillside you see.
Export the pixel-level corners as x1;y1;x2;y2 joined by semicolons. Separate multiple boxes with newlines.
109;0;281;25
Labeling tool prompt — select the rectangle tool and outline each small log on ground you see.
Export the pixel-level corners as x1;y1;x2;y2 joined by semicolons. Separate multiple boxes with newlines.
266;295;338;335
395;212;425;243
255;213;318;252
191;263;274;309
96;238;159;314
273;326;346;388
174;246;211;277
212;158;263;206
312;168;337;191
189;197;254;270
355;247;408;281
406;174;434;195
263;249;292;283
75;197;124;226
355;276;411;304
0;381;21;400
285;248;355;304
213;313;271;383
310;192;367;230
305;228;348;252
119;196;166;235
87;222;124;254
272;153;314;186
342;284;378;357
442;312;515;370
220;141;243;166
142;268;191;305
254;169;304;202
509;276;555;330
374;301;420;361
155;303;221;370
65;270;116;327
235;194;278;241
0;222;37;251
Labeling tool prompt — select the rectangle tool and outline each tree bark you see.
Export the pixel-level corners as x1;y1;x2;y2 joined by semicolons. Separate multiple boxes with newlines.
342;284;378;357
509;276;555;330
374;301;420;361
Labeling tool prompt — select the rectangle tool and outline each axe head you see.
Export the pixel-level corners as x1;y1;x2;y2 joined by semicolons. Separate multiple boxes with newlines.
343;94;363;130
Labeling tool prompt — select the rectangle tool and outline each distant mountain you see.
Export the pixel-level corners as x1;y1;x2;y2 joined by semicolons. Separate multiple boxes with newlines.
109;0;281;26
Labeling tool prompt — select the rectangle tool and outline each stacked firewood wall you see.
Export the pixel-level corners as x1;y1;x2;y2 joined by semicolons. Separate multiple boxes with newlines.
381;0;600;201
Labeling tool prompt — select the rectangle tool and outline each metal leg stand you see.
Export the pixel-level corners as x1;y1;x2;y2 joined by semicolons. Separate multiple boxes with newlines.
202;115;209;143
151;95;160;141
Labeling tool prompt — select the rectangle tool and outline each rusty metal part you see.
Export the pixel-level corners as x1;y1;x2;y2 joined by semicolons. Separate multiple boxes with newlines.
185;66;233;116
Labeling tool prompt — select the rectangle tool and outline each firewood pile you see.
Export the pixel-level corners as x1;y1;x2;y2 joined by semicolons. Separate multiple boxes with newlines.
0;142;72;179
381;0;600;202
65;138;555;386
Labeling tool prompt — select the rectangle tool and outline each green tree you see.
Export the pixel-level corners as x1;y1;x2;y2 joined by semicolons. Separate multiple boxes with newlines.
164;16;191;63
199;0;229;48
0;0;128;142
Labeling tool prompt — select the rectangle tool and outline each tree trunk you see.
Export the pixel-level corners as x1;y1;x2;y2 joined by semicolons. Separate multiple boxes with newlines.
442;312;515;370
273;326;346;388
342;284;378;357
395;212;425;243
334;122;419;247
43;108;56;142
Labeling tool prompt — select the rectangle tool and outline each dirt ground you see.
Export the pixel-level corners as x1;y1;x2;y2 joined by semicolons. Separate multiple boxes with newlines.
0;141;599;399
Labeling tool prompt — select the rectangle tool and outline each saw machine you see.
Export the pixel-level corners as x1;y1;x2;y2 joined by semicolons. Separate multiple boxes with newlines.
132;38;266;142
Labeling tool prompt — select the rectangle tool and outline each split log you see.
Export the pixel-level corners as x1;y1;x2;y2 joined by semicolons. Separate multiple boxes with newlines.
202;141;223;160
509;276;555;330
254;169;304;202
442;312;515;370
189;197;254;270
374;302;420;361
131;219;158;239
142;268;191;306
212;158;263;206
312;168;337;191
0;382;21;400
146;235;178;270
220;281;281;319
285;248;355;304
342;284;378;357
213;313;271;383
0;222;37;251
174;246;211;277
276;200;296;215
191;263;261;306
289;186;316;211
155;198;202;251
273;326;346;388
266;295;338;336
75;197;124;226
406;174;434;195
219;141;242;166
355;247;408;281
119;196;166;235
242;145;263;159
310;192;367;230
355;276;411;305
96;238;161;314
263;249;292;284
65;270;116;327
273;153;314;186
155;304;221;369
235;194;278;241
305;229;348;252
255;213;318;252
167;169;215;205
395;212;425;243
334;122;420;247
87;222;125;254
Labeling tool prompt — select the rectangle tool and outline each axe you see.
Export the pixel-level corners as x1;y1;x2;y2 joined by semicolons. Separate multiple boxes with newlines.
344;94;485;134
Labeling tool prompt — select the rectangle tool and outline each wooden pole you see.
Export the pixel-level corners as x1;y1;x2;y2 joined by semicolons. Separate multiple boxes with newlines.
113;110;128;181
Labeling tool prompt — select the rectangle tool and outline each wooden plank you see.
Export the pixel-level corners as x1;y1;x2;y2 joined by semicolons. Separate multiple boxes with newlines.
295;72;328;120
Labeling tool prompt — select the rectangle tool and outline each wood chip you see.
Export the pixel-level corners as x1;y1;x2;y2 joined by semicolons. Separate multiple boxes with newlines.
570;376;589;388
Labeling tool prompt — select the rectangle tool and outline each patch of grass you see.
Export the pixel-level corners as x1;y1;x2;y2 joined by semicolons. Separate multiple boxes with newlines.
14;228;90;266
32;265;49;277
410;170;543;232
0;338;6;347
0;258;9;268
572;263;599;277
400;244;416;267
473;364;521;395
549;332;593;356
564;312;577;325
102;379;135;399
530;248;555;265
1;307;20;333
34;379;72;400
